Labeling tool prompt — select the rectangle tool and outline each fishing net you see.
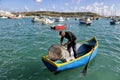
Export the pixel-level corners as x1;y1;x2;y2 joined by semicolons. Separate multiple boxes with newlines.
48;45;73;62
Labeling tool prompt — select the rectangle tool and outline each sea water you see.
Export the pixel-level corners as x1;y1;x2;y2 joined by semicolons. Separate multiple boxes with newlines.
0;18;120;80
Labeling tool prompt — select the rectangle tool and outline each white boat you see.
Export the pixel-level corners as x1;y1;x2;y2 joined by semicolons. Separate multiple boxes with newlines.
41;18;54;25
15;14;24;19
79;18;92;25
55;17;64;22
32;16;45;22
110;18;120;25
0;16;8;19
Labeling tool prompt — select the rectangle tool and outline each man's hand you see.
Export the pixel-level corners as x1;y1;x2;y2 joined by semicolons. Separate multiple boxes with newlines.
63;43;67;46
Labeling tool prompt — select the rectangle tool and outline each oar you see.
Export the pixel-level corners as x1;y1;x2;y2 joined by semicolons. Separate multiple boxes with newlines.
81;47;94;76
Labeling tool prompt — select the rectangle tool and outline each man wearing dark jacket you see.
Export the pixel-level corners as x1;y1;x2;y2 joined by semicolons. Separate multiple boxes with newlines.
59;31;77;58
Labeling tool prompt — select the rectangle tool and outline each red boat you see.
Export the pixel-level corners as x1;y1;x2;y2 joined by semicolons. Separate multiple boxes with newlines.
51;24;66;30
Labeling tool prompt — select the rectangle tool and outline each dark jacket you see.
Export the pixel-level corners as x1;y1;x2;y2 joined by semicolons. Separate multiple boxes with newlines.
60;31;76;44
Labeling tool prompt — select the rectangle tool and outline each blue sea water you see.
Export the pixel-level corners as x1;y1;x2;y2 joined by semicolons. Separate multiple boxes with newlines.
0;18;120;80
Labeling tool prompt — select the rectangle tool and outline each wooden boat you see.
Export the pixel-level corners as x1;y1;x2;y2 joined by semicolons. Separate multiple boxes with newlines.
42;36;98;72
50;24;66;30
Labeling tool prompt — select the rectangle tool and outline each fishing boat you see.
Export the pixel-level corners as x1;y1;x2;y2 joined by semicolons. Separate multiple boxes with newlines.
50;24;66;30
79;18;92;25
42;36;98;72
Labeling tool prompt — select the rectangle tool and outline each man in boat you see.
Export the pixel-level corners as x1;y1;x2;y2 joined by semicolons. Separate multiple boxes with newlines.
59;31;77;58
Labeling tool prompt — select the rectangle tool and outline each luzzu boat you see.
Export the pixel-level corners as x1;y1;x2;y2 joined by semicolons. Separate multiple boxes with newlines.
42;36;98;72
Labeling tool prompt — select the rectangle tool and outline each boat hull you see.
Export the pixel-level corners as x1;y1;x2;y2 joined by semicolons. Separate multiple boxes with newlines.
110;21;115;25
42;37;98;72
51;24;66;30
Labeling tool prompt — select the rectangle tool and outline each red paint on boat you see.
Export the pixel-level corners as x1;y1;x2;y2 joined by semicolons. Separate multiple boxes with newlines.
54;24;66;30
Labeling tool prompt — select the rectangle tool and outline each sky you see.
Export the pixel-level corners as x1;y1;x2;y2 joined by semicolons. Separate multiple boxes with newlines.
0;0;120;16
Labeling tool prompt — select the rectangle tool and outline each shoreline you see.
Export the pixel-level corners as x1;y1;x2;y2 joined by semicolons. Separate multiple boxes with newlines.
13;11;101;18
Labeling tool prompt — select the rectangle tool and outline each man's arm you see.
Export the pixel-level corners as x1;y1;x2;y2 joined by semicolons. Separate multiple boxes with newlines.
63;41;71;46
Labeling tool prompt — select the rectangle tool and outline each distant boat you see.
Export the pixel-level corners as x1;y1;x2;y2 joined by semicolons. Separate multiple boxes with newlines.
41;18;54;25
42;36;98;72
79;18;92;26
96;17;99;20
15;14;24;19
50;24;66;30
55;17;64;22
0;16;8;19
32;16;54;24
110;18;120;25
32;16;45;22
8;16;15;19
75;17;79;20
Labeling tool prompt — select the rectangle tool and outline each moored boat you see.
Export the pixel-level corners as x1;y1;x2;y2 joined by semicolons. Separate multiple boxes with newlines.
41;18;54;25
32;16;45;22
79;18;92;26
50;24;66;30
0;16;8;19
42;36;98;72
55;17;64;22
110;18;120;25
